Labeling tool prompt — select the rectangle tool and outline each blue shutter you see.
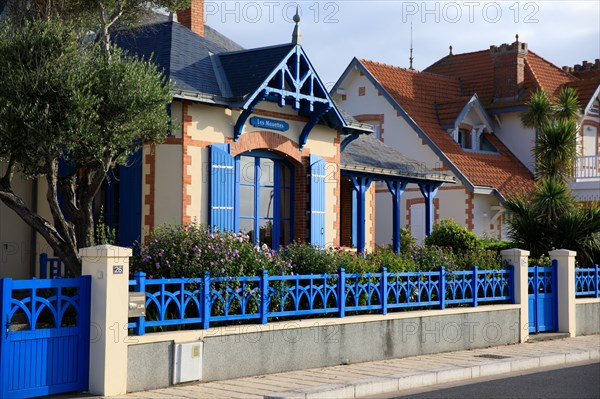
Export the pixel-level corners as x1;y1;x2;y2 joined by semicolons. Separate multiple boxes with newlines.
118;150;142;247
310;154;326;247
210;144;235;232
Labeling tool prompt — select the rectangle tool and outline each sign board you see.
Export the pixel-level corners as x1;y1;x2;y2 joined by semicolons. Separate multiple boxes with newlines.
249;116;289;132
128;292;146;317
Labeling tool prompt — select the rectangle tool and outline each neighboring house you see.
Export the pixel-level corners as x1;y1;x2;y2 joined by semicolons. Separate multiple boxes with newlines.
0;0;453;278
333;37;600;245
566;63;600;202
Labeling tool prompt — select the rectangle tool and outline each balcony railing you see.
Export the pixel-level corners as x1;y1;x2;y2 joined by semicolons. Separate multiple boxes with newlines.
575;155;600;180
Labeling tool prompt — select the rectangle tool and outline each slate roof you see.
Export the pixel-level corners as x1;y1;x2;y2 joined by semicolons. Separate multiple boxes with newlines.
358;59;535;199
219;44;296;99
115;21;243;99
341;134;454;183
115;17;368;135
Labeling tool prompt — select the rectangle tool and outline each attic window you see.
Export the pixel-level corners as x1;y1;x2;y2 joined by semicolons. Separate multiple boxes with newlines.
457;129;471;149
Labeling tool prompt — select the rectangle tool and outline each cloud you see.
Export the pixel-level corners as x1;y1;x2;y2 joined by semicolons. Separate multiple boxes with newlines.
204;1;600;83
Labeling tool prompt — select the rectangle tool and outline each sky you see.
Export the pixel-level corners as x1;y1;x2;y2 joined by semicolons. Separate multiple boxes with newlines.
203;0;600;88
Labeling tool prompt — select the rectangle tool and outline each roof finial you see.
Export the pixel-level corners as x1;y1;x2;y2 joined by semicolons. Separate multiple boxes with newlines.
515;33;519;44
409;19;414;70
292;6;301;45
449;45;453;56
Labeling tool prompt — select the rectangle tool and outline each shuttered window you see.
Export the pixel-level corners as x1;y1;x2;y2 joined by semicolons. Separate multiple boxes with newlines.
209;144;236;232
310;154;326;247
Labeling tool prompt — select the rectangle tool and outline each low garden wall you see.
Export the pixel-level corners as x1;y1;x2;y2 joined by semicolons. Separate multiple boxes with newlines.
126;304;521;391
76;245;595;397
576;299;600;336
575;265;600;336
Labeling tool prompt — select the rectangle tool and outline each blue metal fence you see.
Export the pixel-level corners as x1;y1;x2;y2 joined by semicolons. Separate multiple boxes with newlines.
575;264;600;298
128;266;513;335
39;253;65;279
0;276;91;398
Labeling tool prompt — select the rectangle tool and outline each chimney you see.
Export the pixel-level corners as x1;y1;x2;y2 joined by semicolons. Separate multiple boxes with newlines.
177;0;204;37
490;35;528;102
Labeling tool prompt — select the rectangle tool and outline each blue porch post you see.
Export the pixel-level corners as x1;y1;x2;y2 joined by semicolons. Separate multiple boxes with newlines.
349;175;372;253
418;182;441;237
386;180;408;254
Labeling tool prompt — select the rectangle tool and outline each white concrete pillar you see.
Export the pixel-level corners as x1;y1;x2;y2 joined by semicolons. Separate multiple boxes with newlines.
501;248;530;343
549;249;577;337
80;245;132;396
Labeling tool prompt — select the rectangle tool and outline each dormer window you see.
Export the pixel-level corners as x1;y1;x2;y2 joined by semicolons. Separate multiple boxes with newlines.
457;128;471;149
451;126;498;153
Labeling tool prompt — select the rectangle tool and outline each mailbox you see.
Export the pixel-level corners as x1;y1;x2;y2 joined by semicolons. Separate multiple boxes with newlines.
128;292;146;317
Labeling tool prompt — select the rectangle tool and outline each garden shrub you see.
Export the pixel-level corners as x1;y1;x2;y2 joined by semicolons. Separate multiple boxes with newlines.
131;224;289;278
278;242;337;275
454;246;502;270
400;226;417;253
133;223;504;280
425;218;480;254
480;238;514;254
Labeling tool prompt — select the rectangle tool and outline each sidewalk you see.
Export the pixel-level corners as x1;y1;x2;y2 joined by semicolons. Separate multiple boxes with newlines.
74;334;600;399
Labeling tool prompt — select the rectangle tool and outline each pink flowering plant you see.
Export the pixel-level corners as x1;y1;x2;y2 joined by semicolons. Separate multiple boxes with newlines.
132;224;290;278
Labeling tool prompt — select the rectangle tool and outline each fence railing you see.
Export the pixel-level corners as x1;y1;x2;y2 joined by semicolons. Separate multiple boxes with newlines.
128;266;513;335
575;264;599;298
39;253;65;279
575;155;600;180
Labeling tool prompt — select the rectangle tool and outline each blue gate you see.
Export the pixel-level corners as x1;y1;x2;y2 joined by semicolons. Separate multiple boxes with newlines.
0;276;91;398
528;262;558;333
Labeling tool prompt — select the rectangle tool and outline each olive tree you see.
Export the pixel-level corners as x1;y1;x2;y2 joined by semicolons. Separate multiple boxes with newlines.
0;20;172;275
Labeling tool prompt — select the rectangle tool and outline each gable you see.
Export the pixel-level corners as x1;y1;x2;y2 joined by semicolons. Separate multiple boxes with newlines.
335;58;535;199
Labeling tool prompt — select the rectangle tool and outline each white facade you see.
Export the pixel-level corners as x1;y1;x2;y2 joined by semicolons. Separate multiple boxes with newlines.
334;67;507;244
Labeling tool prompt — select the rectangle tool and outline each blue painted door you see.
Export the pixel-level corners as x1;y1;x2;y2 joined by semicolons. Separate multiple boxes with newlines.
527;263;558;333
0;276;91;398
118;150;142;247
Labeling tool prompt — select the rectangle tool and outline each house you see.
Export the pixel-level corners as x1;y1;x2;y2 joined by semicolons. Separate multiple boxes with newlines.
0;0;454;278
332;37;600;245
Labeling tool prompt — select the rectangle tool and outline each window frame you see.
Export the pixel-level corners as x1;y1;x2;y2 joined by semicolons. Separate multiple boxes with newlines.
236;151;294;249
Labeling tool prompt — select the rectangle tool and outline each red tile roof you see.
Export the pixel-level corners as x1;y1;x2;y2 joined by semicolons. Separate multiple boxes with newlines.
424;50;495;104
359;59;534;199
525;52;575;98
424;48;576;106
566;77;600;110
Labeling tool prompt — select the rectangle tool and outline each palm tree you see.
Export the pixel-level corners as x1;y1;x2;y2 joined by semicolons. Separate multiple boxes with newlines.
505;87;600;263
523;88;580;182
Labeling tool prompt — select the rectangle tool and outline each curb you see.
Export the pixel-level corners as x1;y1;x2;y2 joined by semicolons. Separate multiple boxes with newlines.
265;348;600;399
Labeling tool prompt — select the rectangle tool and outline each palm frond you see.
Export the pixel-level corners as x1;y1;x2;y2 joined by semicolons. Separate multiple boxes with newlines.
533;120;578;181
554;87;581;123
521;90;551;129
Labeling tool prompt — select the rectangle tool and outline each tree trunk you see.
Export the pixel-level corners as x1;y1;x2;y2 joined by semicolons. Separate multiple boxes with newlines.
0;187;81;276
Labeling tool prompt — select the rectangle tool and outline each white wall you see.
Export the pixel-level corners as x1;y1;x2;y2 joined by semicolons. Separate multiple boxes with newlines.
493;112;535;172
472;193;504;239
335;69;457;246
